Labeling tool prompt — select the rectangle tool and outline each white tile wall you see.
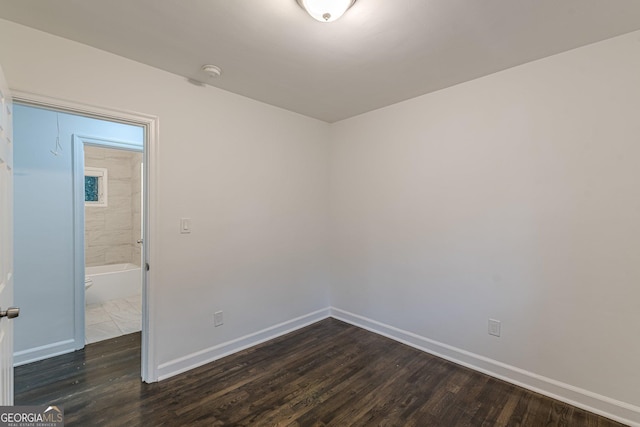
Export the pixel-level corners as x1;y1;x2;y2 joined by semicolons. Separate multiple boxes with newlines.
132;156;142;264
85;146;142;267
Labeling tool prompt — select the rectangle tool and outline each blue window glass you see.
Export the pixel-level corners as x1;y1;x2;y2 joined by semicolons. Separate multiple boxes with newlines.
85;176;99;202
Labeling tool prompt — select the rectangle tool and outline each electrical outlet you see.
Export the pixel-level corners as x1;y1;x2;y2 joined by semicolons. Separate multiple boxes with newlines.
488;319;501;337
214;311;224;327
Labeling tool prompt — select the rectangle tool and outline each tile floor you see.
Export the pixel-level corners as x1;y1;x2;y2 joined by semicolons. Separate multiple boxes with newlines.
86;294;142;344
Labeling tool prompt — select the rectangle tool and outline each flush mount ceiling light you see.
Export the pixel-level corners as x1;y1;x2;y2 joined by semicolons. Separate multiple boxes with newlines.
202;64;222;78
296;0;356;22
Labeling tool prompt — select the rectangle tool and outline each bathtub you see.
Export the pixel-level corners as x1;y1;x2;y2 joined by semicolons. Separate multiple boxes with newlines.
85;263;141;305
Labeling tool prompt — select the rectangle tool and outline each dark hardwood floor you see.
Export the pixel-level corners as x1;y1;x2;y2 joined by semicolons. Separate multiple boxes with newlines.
16;318;627;426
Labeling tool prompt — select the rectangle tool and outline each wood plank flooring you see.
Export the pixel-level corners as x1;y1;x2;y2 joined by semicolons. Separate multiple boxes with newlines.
15;318;627;426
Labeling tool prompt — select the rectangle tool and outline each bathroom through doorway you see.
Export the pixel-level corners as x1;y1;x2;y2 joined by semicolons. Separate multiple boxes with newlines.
11;93;158;383
83;143;143;344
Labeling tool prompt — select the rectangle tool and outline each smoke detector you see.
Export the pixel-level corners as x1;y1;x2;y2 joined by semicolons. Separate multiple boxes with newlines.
202;64;222;78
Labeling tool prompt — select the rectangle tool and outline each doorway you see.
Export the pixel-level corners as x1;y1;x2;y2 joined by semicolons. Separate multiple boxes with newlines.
82;143;143;344
11;92;157;382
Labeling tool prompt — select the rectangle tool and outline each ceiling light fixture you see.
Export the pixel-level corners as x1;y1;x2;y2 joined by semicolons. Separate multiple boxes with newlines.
202;64;222;78
296;0;356;23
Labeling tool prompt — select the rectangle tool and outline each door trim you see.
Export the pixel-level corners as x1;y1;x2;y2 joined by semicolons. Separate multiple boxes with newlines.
12;90;159;383
72;134;144;353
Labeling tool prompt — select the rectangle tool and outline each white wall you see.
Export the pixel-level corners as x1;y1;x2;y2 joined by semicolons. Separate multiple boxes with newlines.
330;30;640;423
1;18;330;370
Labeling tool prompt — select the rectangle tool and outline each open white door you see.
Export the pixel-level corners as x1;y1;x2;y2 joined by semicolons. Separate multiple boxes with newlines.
0;65;18;405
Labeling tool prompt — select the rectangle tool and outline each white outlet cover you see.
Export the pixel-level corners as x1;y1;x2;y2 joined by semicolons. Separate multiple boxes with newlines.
214;311;224;327
488;319;501;337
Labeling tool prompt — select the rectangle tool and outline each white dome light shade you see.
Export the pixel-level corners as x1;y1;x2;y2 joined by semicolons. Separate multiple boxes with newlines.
297;0;356;22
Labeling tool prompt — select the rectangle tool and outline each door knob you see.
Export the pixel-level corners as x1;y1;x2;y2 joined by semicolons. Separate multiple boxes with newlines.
0;307;19;319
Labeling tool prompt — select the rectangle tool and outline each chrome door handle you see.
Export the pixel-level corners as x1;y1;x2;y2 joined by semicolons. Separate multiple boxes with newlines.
0;307;19;319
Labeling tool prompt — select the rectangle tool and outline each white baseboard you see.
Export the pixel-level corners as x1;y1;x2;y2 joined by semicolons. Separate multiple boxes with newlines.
157;308;331;381
14;339;76;367
330;307;640;427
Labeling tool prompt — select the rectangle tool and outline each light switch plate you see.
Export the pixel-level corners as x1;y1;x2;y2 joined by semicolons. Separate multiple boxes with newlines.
180;218;191;234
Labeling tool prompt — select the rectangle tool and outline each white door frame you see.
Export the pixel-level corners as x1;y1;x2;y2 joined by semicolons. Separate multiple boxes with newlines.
0;66;15;405
72;135;143;350
12;90;159;383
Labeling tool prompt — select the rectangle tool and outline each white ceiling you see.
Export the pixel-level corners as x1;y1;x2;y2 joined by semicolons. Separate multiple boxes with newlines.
2;0;640;122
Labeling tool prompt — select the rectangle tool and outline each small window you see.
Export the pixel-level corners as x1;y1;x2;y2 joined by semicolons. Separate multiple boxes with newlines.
85;167;108;207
